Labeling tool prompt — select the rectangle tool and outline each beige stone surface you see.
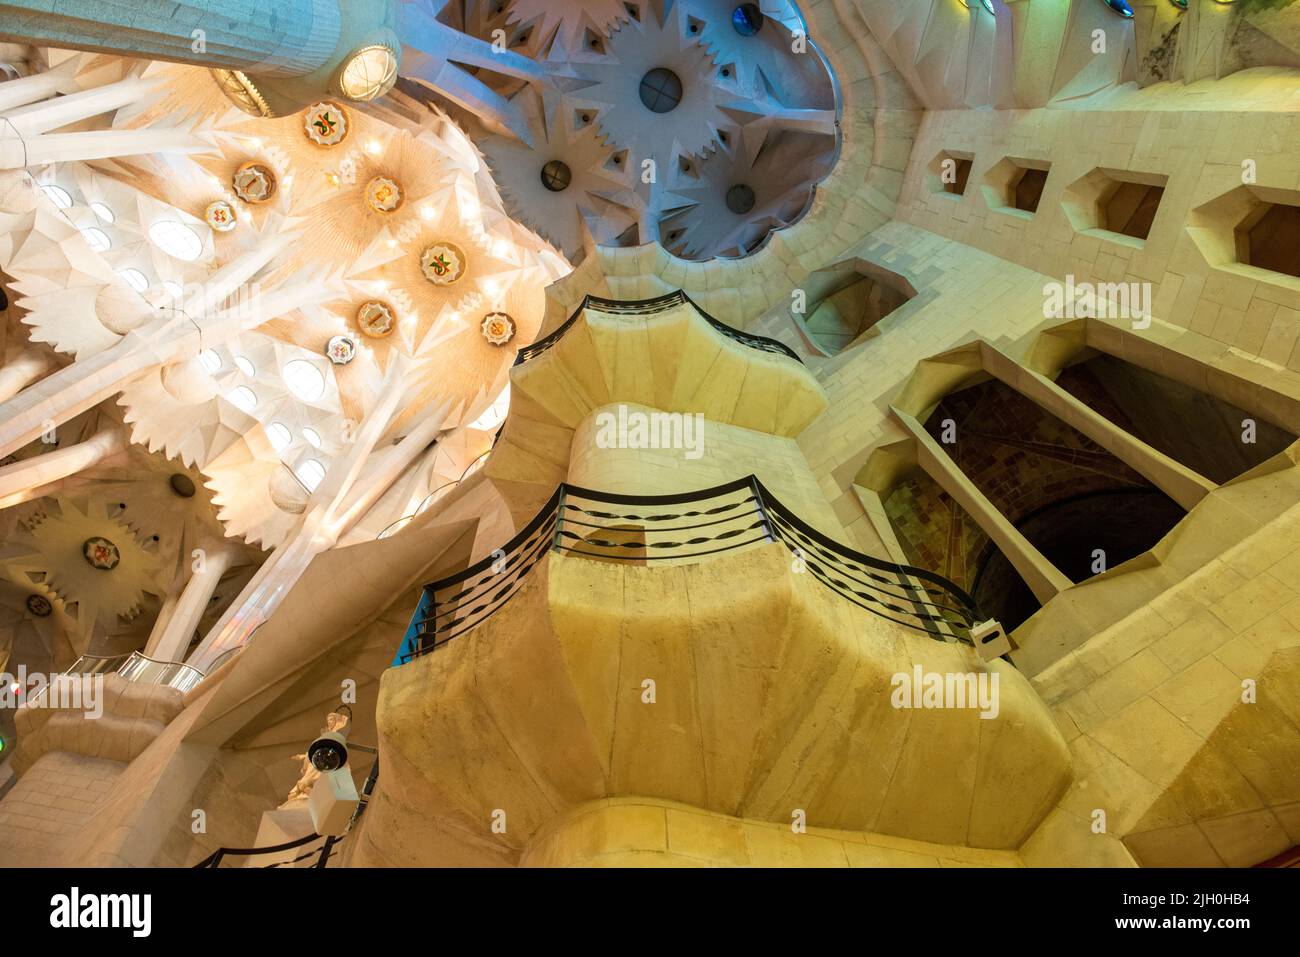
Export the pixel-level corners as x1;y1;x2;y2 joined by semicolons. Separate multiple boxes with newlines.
520;797;1022;869
362;543;1070;866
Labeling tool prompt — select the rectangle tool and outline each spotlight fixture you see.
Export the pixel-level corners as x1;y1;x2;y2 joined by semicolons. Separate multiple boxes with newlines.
325;335;357;365
337;45;398;102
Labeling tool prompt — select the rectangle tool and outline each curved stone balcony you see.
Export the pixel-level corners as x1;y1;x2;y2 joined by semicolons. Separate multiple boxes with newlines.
510;292;828;438
358;481;1071;867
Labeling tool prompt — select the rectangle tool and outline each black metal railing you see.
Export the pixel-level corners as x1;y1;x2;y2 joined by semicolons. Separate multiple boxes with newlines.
193;832;337;868
514;290;802;365
393;476;981;664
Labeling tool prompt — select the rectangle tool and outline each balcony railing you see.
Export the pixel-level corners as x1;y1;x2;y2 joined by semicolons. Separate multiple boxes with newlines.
194;832;337;868
116;651;206;693
514;290;802;365
393;476;983;665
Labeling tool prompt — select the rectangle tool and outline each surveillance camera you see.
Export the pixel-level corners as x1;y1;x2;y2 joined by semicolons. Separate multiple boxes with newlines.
307;729;348;772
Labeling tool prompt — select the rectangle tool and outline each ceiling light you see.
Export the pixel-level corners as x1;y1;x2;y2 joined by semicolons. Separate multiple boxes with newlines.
266;422;291;452
40;184;72;209
118;268;148;292
149;220;203;261
295;459;326;492
80;227;111;252
282;359;326;401
227;386;257;412
338;45;399;102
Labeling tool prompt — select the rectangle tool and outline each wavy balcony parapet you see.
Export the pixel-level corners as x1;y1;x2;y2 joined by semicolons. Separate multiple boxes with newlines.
393;475;984;665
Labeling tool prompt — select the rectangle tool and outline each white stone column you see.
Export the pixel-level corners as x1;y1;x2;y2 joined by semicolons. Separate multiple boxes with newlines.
0;347;53;402
3;75;161;135
0;56;81;113
145;544;238;664
186;381;451;672
0;427;124;509
0;318;193;460
0;126;208;169
0;258;329;460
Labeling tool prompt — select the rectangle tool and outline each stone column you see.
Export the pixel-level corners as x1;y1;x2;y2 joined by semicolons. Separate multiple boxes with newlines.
0;426;124;509
0;348;53;402
0;243;327;460
0;1;343;79
145;544;238;664
185;376;448;673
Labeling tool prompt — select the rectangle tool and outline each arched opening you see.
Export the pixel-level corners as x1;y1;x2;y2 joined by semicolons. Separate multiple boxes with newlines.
1053;352;1295;483
971;489;1182;631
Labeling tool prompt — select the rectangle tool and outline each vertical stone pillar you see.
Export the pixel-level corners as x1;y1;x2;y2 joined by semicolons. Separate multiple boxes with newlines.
145;544;238;664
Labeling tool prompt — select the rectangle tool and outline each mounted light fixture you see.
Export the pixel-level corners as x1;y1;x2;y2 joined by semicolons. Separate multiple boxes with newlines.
1100;0;1134;17
337;45;399;102
365;176;402;213
304;102;349;146
232;162;277;204
205;200;237;232
356;300;397;338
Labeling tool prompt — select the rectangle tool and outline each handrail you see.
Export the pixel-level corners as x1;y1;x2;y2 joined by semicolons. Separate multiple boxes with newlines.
116;651;206;694
514;290;802;365
394;475;982;664
193;831;337;868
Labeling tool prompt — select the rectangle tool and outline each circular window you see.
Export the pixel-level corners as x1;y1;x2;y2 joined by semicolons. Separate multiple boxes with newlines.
732;4;764;36
639;68;683;114
198;349;222;374
118;268;149;293
41;184;72;209
233;355;255;377
164;280;185;300
726;184;757;214
90;201;115;223
80;227;111;252
295;459;326;492
266;421;291;452
169;473;196;497
282;359;326;401
227;385;257;412
540;160;572;192
149;220;203;261
302;427;322;449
